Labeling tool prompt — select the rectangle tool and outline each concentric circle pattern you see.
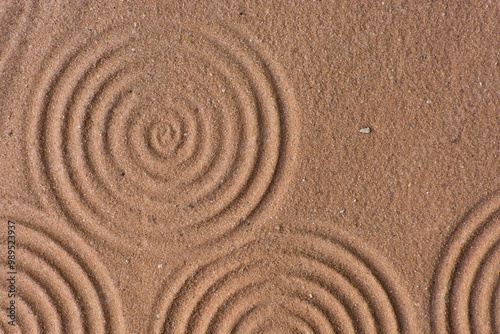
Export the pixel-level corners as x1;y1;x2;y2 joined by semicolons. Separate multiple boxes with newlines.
432;191;500;333
27;23;298;251
0;200;126;333
149;229;419;333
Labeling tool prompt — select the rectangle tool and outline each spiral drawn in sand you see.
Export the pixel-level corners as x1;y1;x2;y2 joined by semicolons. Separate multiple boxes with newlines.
149;229;419;333
0;0;32;72
0;200;126;333
432;191;500;333
27;24;298;251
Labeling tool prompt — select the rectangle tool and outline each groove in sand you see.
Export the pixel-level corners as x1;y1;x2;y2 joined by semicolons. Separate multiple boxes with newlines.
0;0;32;73
26;27;138;251
432;190;500;333
26;23;299;253
0;200;126;333
148;229;419;334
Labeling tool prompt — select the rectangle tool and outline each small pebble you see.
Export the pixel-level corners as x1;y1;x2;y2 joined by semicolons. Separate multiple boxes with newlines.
359;127;371;134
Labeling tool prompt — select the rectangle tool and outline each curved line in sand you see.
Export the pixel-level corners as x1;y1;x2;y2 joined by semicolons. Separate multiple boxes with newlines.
149;229;419;334
0;200;126;333
431;190;500;333
0;0;32;72
26;23;299;254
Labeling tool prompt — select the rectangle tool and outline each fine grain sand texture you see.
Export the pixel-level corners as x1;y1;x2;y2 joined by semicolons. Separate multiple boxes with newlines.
1;1;500;333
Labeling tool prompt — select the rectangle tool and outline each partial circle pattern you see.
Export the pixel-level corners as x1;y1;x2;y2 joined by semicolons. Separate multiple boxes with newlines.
149;229;419;333
432;191;500;333
27;23;298;252
0;200;126;333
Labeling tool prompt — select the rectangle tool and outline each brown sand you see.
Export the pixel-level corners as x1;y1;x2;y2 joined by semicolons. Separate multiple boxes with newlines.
1;1;500;333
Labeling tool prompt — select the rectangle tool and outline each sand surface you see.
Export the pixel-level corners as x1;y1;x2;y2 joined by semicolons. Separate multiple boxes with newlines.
1;1;500;333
